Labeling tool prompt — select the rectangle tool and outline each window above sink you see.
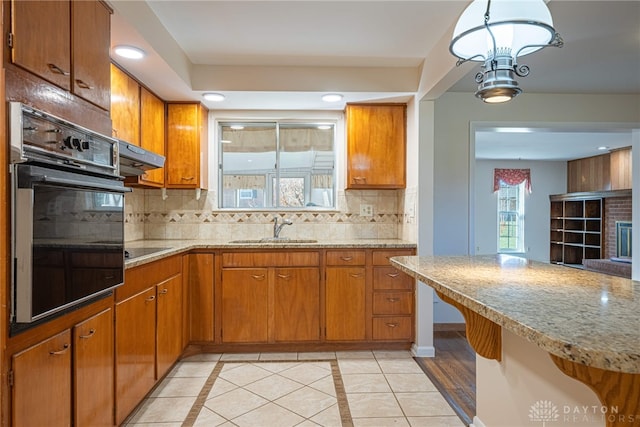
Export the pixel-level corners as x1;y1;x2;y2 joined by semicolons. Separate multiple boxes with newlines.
218;120;336;210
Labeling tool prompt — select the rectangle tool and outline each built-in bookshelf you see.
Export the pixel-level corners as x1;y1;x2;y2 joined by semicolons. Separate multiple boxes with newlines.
549;195;603;268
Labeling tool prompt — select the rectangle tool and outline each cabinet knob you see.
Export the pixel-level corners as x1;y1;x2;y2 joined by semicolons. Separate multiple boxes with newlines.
145;295;156;303
49;343;70;355
47;63;69;76
79;329;96;339
159;288;169;295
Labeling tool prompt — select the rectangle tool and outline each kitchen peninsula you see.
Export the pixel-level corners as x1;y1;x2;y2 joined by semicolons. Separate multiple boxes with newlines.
390;254;640;427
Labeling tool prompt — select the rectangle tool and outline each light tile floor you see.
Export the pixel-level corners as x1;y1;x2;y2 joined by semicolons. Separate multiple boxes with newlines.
124;351;466;427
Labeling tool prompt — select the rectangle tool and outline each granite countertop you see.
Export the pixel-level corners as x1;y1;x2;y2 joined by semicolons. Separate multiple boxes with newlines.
124;238;416;268
390;254;640;374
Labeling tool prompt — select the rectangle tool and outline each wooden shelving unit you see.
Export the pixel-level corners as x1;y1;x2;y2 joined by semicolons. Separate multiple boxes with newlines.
549;196;603;268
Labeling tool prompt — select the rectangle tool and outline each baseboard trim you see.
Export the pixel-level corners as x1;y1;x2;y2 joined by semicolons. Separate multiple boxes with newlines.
470;415;487;427
411;343;435;357
434;322;466;332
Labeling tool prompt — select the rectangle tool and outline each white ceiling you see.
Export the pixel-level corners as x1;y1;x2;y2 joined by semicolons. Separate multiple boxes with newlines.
109;0;640;160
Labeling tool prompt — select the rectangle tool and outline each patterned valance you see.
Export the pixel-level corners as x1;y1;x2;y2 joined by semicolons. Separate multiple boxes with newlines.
493;168;532;193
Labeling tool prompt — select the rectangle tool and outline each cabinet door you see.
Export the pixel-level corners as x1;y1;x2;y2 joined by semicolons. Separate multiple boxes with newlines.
139;87;166;186
187;253;215;342
166;103;207;188
12;329;71;427
74;308;114;427
157;274;183;378
221;269;269;343
115;287;156;425
274;267;320;342
325;267;366;341
110;64;140;145
346;103;406;189
72;1;111;110
11;0;71;90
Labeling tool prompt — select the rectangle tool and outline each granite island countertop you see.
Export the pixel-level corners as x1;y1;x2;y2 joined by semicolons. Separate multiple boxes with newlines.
124;238;416;268
390;254;640;374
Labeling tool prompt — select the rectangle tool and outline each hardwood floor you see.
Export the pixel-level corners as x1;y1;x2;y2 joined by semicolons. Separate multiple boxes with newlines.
414;330;476;426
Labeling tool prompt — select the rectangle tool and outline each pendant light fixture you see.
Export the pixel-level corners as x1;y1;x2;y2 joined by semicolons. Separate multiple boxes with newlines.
449;0;563;103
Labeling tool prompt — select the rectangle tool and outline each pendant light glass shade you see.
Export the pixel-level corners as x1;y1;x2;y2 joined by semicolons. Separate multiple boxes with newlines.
449;0;562;103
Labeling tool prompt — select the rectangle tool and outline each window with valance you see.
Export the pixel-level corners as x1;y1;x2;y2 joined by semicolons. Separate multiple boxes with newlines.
493;168;532;193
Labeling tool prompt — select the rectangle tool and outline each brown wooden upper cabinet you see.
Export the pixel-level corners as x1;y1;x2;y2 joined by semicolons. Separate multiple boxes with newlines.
345;103;406;189
567;147;632;192
166;103;209;189
10;0;111;111
110;64;140;146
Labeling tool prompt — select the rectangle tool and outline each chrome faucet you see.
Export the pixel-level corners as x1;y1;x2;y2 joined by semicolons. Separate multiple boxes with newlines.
273;216;293;238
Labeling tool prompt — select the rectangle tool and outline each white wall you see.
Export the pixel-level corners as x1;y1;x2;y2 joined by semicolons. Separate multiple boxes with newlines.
475;160;567;262
431;93;640;257
425;93;640;323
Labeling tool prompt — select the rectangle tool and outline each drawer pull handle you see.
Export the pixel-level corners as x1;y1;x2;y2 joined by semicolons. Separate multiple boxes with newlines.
277;274;291;279
50;343;70;355
350;273;364;278
386;273;400;278
386;323;399;328
181;176;195;181
251;274;266;280
104;275;115;280
387;298;400;303
75;79;93;89
159;288;169;295
47;63;70;76
353;176;367;183
79;329;96;339
145;295;156;302
340;256;353;261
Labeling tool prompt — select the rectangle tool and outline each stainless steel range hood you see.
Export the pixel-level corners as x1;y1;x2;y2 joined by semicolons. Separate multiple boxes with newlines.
118;140;165;176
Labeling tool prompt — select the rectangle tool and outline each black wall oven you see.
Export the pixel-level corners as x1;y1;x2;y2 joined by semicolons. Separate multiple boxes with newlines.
9;102;129;330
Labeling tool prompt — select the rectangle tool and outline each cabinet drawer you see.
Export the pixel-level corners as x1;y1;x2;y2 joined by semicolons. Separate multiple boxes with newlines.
222;251;319;267
373;292;413;315
372;250;414;266
373;267;413;290
372;317;412;341
326;250;366;266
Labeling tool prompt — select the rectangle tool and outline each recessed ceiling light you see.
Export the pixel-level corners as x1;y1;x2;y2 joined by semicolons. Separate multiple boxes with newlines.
322;93;343;103
113;45;145;60
598;146;609;150
203;93;225;102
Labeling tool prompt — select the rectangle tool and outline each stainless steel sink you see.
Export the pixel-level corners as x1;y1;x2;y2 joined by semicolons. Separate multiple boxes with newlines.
228;238;318;244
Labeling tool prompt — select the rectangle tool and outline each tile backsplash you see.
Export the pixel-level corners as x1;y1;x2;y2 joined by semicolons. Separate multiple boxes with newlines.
125;187;417;242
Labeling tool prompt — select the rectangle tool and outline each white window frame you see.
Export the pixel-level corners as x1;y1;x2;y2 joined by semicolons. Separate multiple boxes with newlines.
497;181;525;253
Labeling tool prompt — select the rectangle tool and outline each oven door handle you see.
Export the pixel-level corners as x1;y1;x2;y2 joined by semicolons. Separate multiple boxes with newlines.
37;175;132;193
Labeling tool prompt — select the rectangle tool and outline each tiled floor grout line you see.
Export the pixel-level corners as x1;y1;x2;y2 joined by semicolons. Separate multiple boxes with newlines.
331;359;354;427
182;360;225;427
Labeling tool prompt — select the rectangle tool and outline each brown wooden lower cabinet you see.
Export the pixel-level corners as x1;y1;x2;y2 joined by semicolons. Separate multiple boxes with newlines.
157;274;184;378
115;286;156;424
274;267;320;342
12;329;72;427
325;266;366;341
74;308;114;427
221;268;270;343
